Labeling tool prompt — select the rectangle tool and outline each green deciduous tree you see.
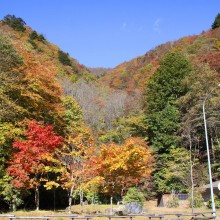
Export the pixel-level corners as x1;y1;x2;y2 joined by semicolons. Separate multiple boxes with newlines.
0;35;26;187
188;188;204;208
0;34;24;122
178;62;220;181
153;147;191;193
57;96;95;213
0;175;24;211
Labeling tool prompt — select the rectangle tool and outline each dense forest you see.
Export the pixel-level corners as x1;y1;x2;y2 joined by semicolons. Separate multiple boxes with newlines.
0;13;220;212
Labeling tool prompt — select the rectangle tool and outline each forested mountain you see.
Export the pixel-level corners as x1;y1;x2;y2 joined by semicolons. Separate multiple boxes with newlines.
88;67;112;76
0;14;220;211
100;27;220;92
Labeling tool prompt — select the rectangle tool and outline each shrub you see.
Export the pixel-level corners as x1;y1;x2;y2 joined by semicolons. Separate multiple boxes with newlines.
207;194;220;209
85;191;100;204
188;189;204;208
38;34;46;42
29;31;38;40
29;31;46;45
29;31;46;43
166;196;179;208
3;14;26;32
70;74;78;83
123;187;145;206
28;39;38;49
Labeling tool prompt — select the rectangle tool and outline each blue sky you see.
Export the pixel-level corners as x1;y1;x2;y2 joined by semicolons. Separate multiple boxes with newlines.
0;0;219;68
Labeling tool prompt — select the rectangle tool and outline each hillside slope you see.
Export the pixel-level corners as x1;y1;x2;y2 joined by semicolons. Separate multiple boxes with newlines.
0;16;97;137
100;28;220;92
0;20;95;84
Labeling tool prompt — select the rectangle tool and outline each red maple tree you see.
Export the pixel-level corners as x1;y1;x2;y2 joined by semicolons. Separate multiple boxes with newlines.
7;120;62;210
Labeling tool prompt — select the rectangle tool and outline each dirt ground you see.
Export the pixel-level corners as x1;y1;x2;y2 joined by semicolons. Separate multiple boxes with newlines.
1;201;219;220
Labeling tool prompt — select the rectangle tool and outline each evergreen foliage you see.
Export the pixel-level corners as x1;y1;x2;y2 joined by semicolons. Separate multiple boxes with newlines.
145;52;192;153
28;31;46;50
212;13;220;29
38;34;46;42
145;52;193;194
58;50;72;66
29;30;46;42
146;52;192;112
3;14;26;32
29;30;38;40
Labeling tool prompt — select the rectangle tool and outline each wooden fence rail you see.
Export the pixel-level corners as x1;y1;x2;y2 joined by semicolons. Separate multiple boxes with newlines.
0;212;216;220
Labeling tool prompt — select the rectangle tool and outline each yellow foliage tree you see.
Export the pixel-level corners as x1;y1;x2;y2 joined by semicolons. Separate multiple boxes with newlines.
86;137;154;199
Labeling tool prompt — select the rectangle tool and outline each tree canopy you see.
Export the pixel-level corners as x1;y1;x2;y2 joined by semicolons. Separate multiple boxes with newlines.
3;14;26;32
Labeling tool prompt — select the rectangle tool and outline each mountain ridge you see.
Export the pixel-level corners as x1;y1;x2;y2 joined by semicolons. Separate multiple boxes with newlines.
99;27;220;92
1;16;219;93
0;20;96;84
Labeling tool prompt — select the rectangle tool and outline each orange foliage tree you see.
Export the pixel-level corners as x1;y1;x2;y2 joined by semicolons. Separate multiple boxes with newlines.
86;137;154;199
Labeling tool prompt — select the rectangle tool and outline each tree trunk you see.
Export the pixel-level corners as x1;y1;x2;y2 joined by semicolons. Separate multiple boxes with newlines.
92;193;94;205
12;203;16;212
80;189;84;213
35;186;39;211
10;200;16;212
211;138;216;163
110;196;113;215
53;187;56;212
189;134;194;213
68;185;74;214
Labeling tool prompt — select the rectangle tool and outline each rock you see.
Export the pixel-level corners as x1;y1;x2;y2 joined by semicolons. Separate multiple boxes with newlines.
124;202;143;214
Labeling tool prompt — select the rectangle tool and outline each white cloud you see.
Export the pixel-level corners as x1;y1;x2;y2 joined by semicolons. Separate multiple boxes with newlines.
153;18;162;33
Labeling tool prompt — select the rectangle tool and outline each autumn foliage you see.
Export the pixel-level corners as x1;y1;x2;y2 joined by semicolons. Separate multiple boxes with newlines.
7;120;62;189
86;137;154;197
1;13;220;210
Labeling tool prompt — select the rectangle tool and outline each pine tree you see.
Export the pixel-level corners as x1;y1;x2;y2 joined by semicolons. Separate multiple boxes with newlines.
212;13;220;29
145;52;192;153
